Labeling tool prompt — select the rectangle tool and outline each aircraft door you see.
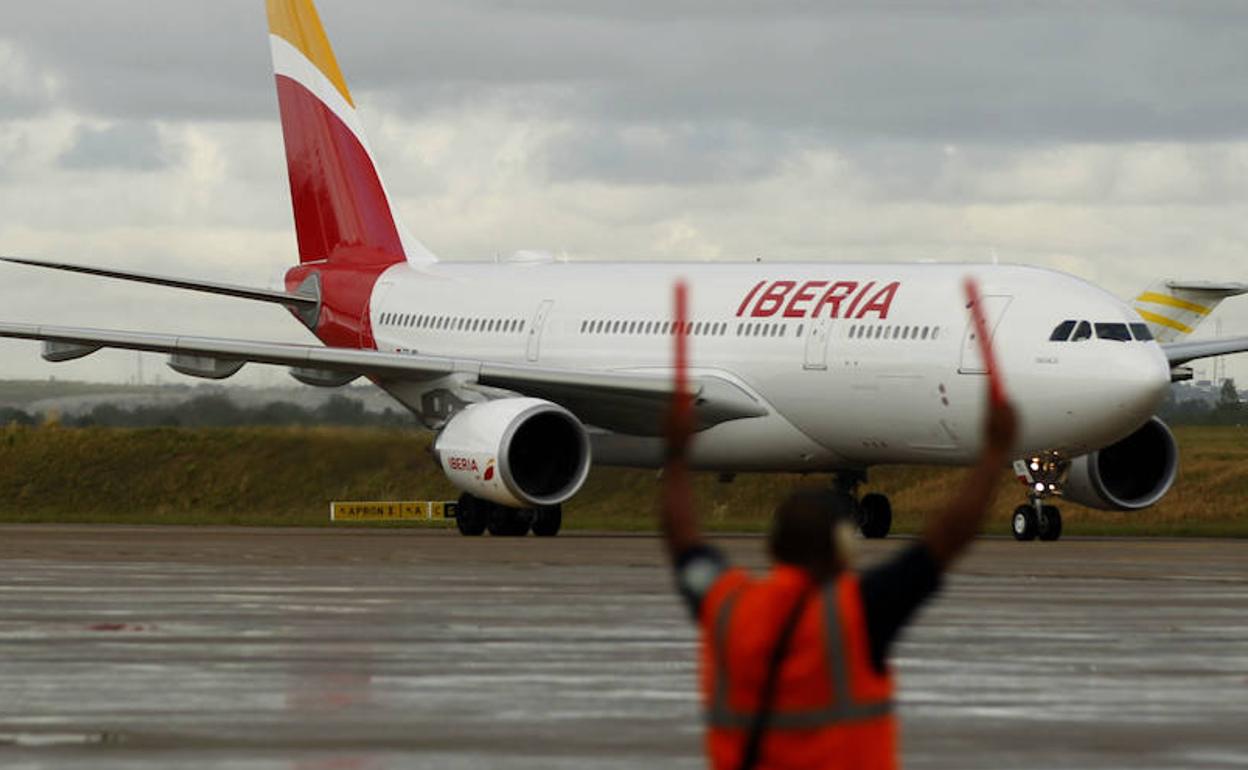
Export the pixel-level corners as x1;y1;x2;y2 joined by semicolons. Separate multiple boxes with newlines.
803;318;831;371
958;295;1012;374
369;280;395;348
526;300;555;362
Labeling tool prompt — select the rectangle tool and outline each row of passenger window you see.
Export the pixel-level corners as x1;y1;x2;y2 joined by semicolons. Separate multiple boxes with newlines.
581;320;799;338
580;319;730;336
1049;320;1153;343
848;324;942;341
379;312;526;334
579;319;942;342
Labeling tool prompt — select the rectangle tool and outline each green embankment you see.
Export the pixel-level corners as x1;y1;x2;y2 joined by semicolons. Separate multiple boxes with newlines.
0;425;1245;535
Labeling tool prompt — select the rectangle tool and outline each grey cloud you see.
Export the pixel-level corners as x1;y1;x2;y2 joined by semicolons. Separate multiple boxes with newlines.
544;123;798;185
59;122;173;172
1;0;1246;149
329;2;1248;145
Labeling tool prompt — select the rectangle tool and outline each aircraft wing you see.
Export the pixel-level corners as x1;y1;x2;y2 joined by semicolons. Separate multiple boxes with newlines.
1163;336;1248;367
0;322;767;433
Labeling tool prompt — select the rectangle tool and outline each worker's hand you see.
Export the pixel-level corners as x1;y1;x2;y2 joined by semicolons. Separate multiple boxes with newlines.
984;399;1018;456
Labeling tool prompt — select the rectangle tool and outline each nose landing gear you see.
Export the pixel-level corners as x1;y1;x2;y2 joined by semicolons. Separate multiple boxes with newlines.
1012;453;1068;542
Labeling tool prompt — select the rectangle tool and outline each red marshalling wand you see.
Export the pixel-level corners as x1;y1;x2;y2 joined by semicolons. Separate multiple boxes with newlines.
673;281;692;421
963;277;1008;406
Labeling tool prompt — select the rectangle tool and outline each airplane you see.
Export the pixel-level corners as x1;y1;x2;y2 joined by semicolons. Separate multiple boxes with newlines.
3;0;1247;542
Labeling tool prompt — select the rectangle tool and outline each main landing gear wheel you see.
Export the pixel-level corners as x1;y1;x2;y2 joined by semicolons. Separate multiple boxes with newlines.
1038;505;1063;542
858;493;892;539
531;505;563;537
456;494;557;537
833;471;892;540
456;493;487;536
487;504;531;537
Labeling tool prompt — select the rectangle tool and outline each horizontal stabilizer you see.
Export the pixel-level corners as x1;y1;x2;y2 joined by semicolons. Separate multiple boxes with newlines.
1164;281;1248;296
1163;335;1248;367
1;257;320;325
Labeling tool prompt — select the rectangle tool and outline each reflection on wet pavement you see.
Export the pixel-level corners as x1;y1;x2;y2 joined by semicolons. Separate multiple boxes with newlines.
0;527;1244;769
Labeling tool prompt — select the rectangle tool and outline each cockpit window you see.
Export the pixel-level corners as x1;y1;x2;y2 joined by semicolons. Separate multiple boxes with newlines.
1130;323;1154;341
1095;322;1132;342
1049;320;1077;341
1071;321;1093;342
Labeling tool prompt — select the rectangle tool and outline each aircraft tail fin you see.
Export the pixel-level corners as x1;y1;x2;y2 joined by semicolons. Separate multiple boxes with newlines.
266;0;436;267
1131;280;1248;342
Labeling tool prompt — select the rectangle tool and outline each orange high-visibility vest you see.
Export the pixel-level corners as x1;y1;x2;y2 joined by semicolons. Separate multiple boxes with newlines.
699;565;896;770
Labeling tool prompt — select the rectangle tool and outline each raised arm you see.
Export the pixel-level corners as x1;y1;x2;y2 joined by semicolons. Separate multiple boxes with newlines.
660;411;703;561
922;400;1018;569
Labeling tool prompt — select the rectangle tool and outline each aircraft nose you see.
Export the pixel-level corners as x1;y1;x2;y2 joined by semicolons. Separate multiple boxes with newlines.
1113;345;1172;419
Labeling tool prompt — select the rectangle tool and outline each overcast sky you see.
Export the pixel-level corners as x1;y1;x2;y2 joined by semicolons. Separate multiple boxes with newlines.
1;0;1247;386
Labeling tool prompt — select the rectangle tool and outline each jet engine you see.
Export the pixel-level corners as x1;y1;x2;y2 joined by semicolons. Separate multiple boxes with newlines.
1064;417;1178;511
433;397;592;509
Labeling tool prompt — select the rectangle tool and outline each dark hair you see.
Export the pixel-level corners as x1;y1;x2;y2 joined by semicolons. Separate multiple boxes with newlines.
768;488;856;574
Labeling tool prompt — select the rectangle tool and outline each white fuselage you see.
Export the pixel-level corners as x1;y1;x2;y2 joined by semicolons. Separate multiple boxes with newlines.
368;260;1172;472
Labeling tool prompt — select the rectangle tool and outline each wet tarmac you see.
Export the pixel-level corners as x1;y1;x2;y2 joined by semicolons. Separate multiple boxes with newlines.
0;526;1245;769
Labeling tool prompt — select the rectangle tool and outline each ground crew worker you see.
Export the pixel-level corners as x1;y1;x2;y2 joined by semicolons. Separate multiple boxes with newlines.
660;397;1018;770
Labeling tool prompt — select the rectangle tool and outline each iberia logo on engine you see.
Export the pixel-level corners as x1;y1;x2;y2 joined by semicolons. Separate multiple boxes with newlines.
448;456;479;473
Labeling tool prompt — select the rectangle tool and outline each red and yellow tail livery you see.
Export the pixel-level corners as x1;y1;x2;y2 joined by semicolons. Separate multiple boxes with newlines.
266;0;435;269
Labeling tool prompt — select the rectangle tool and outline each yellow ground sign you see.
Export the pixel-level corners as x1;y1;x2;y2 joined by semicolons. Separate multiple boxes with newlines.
330;501;457;522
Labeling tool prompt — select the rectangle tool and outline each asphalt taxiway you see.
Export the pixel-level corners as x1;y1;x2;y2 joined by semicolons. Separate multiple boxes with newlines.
0;526;1245;769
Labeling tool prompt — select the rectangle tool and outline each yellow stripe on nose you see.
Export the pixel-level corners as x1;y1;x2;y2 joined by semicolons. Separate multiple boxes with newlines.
1135;292;1212;315
1135;309;1194;335
267;0;354;107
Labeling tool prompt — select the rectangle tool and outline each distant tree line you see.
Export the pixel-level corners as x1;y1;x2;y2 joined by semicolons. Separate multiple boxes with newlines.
0;394;417;429
1159;379;1245;426
1;385;1242;430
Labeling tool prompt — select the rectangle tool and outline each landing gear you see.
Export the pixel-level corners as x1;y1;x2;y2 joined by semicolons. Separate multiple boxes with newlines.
455;494;561;537
1038;505;1063;541
456;493;487;536
487;504;531;537
532;505;563;537
834;471;892;539
859;493;893;540
1011;501;1063;542
1012;505;1038;541
1012;453;1069;542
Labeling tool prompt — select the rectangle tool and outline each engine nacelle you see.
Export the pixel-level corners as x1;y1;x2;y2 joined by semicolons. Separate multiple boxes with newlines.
433;398;591;509
1065;417;1178;511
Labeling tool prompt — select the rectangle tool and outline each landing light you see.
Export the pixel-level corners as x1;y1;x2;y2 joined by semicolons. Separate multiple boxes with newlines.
1034;482;1046;493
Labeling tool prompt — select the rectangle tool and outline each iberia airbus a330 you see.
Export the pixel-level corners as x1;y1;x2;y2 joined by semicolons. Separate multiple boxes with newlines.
4;0;1247;540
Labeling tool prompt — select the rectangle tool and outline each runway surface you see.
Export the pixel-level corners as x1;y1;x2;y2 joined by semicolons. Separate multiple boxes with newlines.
0;526;1245;769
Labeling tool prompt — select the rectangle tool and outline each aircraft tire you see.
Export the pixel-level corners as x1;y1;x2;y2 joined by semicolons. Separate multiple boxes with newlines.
532;505;562;537
509;509;533;537
859;493;892;539
487;505;531;537
1038;506;1063;541
1012;505;1038;541
456;493;487;536
486;503;511;536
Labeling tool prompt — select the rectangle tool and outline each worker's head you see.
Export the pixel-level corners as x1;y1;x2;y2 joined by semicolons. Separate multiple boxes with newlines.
767;489;858;578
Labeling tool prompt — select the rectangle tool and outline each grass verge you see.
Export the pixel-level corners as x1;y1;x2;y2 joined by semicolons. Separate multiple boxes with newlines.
0;424;1244;536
